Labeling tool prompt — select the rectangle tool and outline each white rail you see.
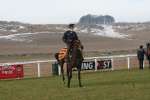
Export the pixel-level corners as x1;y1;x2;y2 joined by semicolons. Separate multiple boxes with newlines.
0;54;138;77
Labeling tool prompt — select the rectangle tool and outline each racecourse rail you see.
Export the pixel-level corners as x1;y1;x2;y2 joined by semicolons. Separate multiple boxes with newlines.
0;54;147;78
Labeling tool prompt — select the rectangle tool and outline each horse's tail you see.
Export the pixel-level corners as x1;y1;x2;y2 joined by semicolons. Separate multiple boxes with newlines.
54;53;59;61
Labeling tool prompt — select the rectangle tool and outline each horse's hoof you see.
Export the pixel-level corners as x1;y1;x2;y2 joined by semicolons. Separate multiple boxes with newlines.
80;85;86;88
67;84;70;88
67;86;70;88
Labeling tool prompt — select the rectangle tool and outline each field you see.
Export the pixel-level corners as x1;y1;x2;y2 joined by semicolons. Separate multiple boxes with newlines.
0;69;150;100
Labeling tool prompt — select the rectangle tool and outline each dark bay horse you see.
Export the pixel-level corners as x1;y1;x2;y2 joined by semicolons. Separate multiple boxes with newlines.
146;43;150;68
55;40;84;88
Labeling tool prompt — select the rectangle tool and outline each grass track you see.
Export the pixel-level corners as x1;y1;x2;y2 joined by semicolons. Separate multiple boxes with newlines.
0;69;150;100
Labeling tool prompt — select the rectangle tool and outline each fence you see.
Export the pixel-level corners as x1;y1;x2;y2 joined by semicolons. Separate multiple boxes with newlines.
0;54;149;79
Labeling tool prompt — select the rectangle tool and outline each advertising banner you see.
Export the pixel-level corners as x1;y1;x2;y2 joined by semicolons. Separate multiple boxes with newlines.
81;61;95;70
81;60;112;70
0;64;24;79
97;60;112;69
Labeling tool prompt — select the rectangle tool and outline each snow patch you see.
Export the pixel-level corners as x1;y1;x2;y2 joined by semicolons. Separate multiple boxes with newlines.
0;32;39;42
10;29;17;32
80;28;88;33
0;28;7;31
94;25;128;38
19;26;25;29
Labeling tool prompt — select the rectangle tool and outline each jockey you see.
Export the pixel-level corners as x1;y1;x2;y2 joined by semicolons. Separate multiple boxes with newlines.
62;24;84;62
62;24;79;52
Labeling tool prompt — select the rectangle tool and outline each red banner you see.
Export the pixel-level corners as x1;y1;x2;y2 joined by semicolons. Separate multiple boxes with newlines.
0;64;24;79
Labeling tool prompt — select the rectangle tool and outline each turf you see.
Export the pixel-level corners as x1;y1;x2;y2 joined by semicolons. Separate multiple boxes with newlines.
0;69;150;100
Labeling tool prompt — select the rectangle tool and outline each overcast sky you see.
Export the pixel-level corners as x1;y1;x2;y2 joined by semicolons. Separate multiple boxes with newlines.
0;0;150;24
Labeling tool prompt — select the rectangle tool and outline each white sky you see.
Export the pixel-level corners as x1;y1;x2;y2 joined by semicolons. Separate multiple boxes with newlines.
0;0;150;24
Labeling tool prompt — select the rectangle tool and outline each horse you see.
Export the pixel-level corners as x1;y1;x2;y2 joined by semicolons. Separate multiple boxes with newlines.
146;43;150;68
55;40;84;88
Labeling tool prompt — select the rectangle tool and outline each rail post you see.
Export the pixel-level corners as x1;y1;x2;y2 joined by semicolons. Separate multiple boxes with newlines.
58;65;61;76
111;58;114;70
37;63;41;77
143;60;145;68
127;57;130;70
94;58;98;71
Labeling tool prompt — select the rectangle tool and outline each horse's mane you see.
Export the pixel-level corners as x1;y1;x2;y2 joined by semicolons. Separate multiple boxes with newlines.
73;40;84;50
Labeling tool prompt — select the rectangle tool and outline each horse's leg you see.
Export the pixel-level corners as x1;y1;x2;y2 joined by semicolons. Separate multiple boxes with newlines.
70;65;72;80
149;60;150;69
77;68;82;87
77;59;83;87
60;60;65;84
67;47;75;88
67;68;71;88
67;62;71;88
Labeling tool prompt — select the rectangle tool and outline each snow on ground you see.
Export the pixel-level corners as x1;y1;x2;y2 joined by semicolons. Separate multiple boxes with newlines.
0;28;7;32
0;33;39;42
19;26;25;29
0;25;129;42
80;28;88;33
0;32;63;42
93;25;128;38
10;29;17;32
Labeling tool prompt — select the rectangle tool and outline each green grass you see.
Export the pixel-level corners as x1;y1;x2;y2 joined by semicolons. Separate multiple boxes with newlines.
0;69;150;100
